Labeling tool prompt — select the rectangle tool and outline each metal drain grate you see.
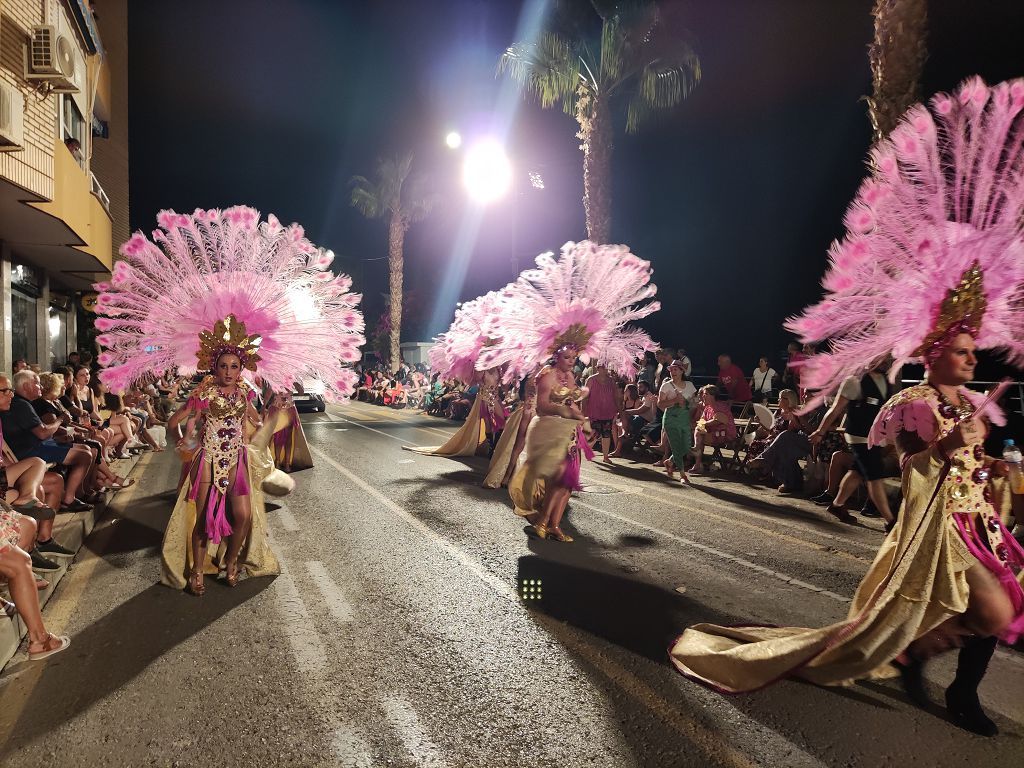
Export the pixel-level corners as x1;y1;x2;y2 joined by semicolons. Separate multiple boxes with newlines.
580;485;622;494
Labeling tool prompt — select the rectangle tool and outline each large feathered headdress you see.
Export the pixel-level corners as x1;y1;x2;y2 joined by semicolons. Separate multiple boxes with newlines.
787;77;1024;395
476;241;660;382
428;290;506;384
93;206;366;400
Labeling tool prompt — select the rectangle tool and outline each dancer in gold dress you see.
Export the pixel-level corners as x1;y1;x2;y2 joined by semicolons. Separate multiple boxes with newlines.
670;77;1024;736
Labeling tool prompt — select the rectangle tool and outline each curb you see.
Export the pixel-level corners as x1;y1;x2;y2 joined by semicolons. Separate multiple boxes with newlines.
0;450;148;672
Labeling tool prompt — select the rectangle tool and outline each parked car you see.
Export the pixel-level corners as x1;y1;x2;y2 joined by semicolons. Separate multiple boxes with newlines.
291;381;326;413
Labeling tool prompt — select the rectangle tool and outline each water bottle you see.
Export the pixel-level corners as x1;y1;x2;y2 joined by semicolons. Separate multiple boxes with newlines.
1002;439;1024;494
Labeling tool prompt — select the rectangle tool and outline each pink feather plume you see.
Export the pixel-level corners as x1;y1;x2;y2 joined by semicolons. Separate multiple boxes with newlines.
786;77;1024;396
94;206;365;400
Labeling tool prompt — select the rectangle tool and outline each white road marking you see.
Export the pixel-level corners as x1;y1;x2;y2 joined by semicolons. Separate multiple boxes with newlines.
305;560;355;624
272;566;329;676
319;412;415;444
381;695;450;768
309;446;515;602
273;502;300;532
570;496;852;604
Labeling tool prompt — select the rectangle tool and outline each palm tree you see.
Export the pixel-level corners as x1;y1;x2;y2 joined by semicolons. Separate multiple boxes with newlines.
867;0;928;142
350;153;434;373
499;1;700;243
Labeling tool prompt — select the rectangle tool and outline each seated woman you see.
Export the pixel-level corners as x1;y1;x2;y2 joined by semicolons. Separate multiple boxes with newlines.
0;504;71;660
747;388;812;493
64;366;118;459
691;385;737;473
33;372;134;495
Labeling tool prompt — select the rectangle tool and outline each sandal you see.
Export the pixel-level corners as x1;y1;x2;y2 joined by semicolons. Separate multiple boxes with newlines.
28;632;71;661
109;477;136;490
224;561;240;588
525;523;549;540
186;569;205;596
548;527;574;543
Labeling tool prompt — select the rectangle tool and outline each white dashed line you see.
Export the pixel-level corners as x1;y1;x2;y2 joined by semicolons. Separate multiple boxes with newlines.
305;560;355;624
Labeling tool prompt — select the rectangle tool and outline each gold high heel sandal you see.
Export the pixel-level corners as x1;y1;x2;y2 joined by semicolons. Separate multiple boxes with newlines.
187;569;205;596
548;527;574;543
224;561;240;587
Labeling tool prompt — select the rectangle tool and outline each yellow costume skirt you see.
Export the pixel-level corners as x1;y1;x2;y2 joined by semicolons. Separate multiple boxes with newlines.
404;395;487;457
670;447;980;691
508;415;580;517
160;444;281;590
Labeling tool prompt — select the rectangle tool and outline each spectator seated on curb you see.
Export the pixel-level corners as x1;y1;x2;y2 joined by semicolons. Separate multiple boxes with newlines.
0;500;71;660
0;375;73;571
34;372;135;497
611;379;657;458
692;385;738;473
745;389;812;494
3;370;96;515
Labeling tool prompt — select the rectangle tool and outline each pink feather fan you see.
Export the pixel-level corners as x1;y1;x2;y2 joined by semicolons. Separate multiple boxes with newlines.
787;77;1024;396
429;290;508;384
94;206;365;400
476;241;660;383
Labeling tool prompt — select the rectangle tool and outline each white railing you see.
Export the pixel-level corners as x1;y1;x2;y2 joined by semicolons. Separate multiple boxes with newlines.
89;171;110;213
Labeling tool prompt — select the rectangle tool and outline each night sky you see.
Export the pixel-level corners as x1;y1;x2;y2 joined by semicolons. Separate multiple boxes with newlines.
128;0;1024;377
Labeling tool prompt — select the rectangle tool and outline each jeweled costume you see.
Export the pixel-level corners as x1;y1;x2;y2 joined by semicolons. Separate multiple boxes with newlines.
92;206;364;589
670;78;1024;703
475;241;661;520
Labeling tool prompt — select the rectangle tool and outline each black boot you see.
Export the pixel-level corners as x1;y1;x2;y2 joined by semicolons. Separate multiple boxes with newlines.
945;636;998;736
892;654;929;708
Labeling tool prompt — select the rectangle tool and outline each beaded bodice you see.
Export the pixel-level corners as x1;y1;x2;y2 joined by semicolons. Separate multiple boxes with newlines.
193;377;253;494
901;384;1011;565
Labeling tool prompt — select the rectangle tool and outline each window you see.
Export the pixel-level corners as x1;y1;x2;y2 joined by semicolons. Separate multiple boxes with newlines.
60;94;85;166
11;289;39;365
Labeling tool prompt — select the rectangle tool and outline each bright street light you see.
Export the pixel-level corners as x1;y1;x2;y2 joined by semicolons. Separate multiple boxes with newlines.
445;131;462;149
462;138;512;204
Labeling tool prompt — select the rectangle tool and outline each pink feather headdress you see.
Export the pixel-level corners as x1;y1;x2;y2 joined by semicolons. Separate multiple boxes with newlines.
476;241;660;382
428;290;507;384
94;206;366;400
787;77;1024;396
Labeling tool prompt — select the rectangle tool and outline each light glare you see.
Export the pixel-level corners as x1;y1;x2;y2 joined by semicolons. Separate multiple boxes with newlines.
462;139;512;204
445;131;462;149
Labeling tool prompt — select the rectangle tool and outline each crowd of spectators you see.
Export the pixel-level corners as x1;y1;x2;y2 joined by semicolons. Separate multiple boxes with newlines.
1;352;182;660
352;344;911;532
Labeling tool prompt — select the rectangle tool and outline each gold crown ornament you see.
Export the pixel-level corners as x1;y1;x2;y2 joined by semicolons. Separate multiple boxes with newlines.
196;314;263;372
914;262;987;361
550;323;594;355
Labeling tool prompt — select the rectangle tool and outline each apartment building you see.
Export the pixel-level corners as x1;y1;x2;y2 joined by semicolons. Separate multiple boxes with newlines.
0;0;127;371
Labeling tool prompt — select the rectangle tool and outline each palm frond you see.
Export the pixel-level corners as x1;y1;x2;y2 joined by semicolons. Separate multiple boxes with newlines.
498;32;583;115
349;176;383;220
402;172;437;225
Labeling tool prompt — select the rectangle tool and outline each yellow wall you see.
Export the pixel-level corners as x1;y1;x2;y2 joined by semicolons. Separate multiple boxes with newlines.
28;140;113;271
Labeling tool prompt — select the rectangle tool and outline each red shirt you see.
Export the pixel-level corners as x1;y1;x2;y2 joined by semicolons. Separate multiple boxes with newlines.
718;363;752;402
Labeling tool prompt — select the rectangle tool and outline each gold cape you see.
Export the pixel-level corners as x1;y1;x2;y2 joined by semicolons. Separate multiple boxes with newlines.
482;406;525;489
508;415;579;517
273;405;314;471
670;385;1017;691
160;416;283;589
403;395;487;457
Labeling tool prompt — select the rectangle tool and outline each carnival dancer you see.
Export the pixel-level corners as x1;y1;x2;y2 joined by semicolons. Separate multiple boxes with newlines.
477;241;660;542
670;78;1024;736
406;292;507;458
271;389;314;473
483;374;536;489
93;206;364;593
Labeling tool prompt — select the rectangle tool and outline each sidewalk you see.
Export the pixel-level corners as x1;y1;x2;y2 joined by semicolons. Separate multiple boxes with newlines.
0;450;151;671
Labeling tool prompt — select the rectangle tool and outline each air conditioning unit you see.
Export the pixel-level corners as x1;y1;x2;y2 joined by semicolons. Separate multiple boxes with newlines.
25;24;80;93
0;81;25;150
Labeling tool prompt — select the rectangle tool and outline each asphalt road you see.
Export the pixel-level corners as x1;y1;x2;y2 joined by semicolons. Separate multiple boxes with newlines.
1;399;1021;767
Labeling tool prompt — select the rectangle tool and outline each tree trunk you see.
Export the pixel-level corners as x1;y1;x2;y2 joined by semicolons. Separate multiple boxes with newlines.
580;93;613;244
868;0;927;142
387;214;406;374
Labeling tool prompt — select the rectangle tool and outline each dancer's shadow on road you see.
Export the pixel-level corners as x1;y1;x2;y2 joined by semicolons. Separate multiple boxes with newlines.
0;577;273;754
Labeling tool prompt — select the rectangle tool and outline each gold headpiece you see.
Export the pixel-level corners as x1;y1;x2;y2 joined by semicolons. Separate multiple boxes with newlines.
196;314;263;372
550;323;594;354
914;262;986;360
